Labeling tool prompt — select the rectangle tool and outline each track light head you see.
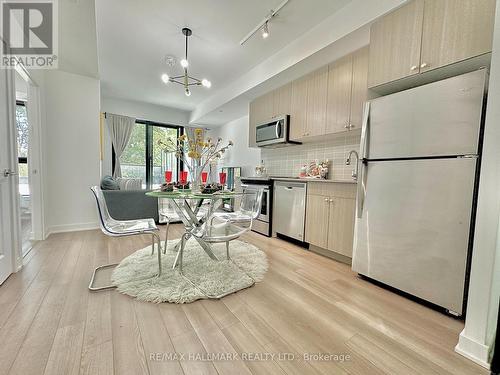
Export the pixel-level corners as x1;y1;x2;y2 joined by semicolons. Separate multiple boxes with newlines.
262;22;269;39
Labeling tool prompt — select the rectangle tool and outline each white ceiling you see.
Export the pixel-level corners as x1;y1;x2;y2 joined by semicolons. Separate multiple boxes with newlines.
96;0;352;112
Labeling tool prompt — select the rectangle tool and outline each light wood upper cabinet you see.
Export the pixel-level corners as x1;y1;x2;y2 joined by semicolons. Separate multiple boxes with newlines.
250;48;368;145
368;0;424;88
248;100;257;147
306;66;329;137
349;47;369;130
305;194;330;249
326;46;369;134
248;91;274;147
260;91;274;123
273;83;291;117
327;197;356;258
290;75;309;140
326;54;353;134
368;0;495;88
420;0;496;73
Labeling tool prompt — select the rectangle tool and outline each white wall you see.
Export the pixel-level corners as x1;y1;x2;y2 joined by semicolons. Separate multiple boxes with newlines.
100;96;190;176
101;96;189;126
207;116;261;177
40;70;101;235
456;1;500;367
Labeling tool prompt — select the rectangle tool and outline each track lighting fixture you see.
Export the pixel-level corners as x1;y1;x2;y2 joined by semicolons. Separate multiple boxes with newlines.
262;22;269;39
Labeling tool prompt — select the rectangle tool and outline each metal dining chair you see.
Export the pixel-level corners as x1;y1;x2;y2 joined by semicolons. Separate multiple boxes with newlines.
173;187;264;298
89;186;163;291
158;198;181;254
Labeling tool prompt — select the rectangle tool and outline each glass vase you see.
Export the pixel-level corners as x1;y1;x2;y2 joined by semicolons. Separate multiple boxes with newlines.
190;163;204;193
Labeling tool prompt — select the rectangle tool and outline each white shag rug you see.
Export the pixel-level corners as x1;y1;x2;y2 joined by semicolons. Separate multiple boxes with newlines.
111;239;268;303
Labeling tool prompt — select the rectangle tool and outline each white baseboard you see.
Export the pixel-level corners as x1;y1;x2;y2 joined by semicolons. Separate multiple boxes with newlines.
455;329;491;369
45;222;99;237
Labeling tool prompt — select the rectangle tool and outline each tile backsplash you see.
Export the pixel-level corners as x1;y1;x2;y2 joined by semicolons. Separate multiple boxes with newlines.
261;132;360;181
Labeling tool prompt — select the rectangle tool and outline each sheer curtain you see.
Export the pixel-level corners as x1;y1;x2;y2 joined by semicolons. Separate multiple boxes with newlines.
106;113;136;177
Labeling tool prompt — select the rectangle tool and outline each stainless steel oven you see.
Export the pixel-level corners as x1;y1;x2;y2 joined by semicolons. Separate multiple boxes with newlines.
242;183;271;236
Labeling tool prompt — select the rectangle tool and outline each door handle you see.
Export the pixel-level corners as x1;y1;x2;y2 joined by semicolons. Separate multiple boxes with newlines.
3;169;17;177
357;102;370;218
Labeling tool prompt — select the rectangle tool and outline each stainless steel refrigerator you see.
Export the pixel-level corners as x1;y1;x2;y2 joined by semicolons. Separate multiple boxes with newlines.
352;69;488;316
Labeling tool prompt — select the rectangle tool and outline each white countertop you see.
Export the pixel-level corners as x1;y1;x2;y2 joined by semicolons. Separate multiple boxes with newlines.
241;176;357;184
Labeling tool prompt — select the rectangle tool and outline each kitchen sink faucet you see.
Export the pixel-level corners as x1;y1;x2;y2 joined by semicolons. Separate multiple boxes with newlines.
346;150;359;181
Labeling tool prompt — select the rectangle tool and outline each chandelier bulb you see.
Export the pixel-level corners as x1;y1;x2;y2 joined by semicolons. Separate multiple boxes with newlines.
161;73;170;84
201;79;211;88
180;59;189;68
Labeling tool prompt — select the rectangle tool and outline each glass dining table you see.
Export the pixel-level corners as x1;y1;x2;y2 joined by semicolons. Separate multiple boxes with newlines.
145;190;243;266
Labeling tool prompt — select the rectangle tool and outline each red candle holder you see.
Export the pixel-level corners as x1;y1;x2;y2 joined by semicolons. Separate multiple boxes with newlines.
219;172;227;186
201;171;208;184
164;170;172;183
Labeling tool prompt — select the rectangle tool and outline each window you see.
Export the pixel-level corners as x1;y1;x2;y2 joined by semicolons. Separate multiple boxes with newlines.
115;120;182;189
16;101;29;196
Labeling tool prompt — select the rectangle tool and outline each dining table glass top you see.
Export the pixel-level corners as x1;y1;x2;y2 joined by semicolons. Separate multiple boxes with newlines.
145;190;242;200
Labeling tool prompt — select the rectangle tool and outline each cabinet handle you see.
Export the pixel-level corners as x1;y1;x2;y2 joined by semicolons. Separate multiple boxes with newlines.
344;123;350;129
420;62;428;69
410;65;418;71
349;123;355;129
329;199;334;203
324;198;329;202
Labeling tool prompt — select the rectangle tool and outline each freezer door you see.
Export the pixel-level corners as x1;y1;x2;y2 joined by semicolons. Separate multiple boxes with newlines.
352;158;476;314
367;69;486;159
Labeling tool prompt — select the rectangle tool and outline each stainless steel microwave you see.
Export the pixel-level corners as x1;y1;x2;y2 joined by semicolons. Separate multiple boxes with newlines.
255;115;300;147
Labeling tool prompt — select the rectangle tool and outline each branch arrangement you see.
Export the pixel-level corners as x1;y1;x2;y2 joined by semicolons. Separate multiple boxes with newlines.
157;128;233;181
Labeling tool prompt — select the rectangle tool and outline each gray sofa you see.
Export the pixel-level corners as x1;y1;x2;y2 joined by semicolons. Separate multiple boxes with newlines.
102;189;159;223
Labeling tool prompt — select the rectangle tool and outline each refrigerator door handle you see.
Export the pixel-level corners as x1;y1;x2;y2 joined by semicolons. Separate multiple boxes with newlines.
357;101;370;218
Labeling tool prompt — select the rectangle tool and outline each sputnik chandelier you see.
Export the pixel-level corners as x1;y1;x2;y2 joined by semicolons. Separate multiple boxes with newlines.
161;27;211;97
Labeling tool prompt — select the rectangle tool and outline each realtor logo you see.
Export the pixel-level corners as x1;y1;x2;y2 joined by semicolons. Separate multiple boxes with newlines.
1;0;58;69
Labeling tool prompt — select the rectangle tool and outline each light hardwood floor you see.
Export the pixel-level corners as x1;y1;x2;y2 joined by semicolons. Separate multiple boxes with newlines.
0;225;487;375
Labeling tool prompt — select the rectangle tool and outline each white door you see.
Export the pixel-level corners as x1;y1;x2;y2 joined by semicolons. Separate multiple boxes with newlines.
0;66;20;284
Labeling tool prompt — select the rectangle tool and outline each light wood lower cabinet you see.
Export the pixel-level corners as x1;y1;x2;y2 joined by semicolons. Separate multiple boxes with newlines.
327;197;356;258
305;183;356;258
305;194;330;249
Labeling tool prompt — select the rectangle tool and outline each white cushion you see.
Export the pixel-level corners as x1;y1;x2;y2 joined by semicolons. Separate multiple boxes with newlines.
116;177;142;190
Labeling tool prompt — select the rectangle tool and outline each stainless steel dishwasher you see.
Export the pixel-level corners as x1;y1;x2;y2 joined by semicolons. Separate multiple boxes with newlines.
273;181;307;241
